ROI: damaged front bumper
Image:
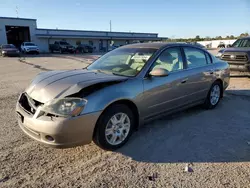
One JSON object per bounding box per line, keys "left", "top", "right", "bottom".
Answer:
{"left": 16, "top": 93, "right": 102, "bottom": 148}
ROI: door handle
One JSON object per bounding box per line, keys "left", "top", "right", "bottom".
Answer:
{"left": 181, "top": 79, "right": 188, "bottom": 84}
{"left": 208, "top": 69, "right": 214, "bottom": 74}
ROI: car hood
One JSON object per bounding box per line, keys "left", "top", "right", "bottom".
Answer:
{"left": 25, "top": 69, "right": 127, "bottom": 103}
{"left": 220, "top": 47, "right": 250, "bottom": 53}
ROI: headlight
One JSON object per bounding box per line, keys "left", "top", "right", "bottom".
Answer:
{"left": 42, "top": 98, "right": 87, "bottom": 117}
{"left": 216, "top": 52, "right": 222, "bottom": 58}
{"left": 2, "top": 51, "right": 6, "bottom": 53}
{"left": 16, "top": 50, "right": 20, "bottom": 53}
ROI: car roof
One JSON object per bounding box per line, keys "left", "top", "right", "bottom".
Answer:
{"left": 120, "top": 42, "right": 198, "bottom": 50}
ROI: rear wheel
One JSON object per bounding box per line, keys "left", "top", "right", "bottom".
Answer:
{"left": 93, "top": 104, "right": 135, "bottom": 150}
{"left": 203, "top": 81, "right": 222, "bottom": 109}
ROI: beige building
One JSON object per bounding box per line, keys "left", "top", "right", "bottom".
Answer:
{"left": 0, "top": 16, "right": 167, "bottom": 52}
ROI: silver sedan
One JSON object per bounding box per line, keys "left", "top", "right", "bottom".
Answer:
{"left": 16, "top": 43, "right": 230, "bottom": 150}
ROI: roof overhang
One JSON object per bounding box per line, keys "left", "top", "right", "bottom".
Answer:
{"left": 36, "top": 34, "right": 162, "bottom": 40}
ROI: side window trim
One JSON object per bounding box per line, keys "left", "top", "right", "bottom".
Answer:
{"left": 205, "top": 52, "right": 213, "bottom": 64}
{"left": 183, "top": 46, "right": 208, "bottom": 69}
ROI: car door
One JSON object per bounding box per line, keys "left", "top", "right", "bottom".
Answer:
{"left": 142, "top": 47, "right": 190, "bottom": 119}
{"left": 181, "top": 46, "right": 216, "bottom": 103}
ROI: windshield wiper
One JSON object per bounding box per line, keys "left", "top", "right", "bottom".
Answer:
{"left": 111, "top": 72, "right": 126, "bottom": 76}
{"left": 96, "top": 69, "right": 128, "bottom": 77}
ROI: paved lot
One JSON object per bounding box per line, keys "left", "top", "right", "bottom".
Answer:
{"left": 1, "top": 54, "right": 250, "bottom": 188}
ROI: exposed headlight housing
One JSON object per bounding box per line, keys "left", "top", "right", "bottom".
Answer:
{"left": 216, "top": 52, "right": 222, "bottom": 58}
{"left": 42, "top": 98, "right": 87, "bottom": 117}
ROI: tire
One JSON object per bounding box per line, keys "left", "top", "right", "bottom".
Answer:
{"left": 203, "top": 81, "right": 222, "bottom": 109}
{"left": 93, "top": 104, "right": 135, "bottom": 150}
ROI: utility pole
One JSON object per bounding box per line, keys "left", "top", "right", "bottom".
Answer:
{"left": 110, "top": 20, "right": 112, "bottom": 32}
{"left": 16, "top": 6, "right": 19, "bottom": 18}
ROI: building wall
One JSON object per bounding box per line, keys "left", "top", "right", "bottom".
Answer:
{"left": 0, "top": 17, "right": 37, "bottom": 45}
{"left": 112, "top": 40, "right": 127, "bottom": 46}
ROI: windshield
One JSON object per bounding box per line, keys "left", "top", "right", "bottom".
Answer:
{"left": 87, "top": 48, "right": 157, "bottom": 77}
{"left": 232, "top": 39, "right": 250, "bottom": 47}
{"left": 2, "top": 44, "right": 15, "bottom": 48}
{"left": 25, "top": 43, "right": 35, "bottom": 46}
{"left": 60, "top": 42, "right": 70, "bottom": 45}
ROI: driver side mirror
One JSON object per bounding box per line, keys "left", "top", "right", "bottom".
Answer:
{"left": 227, "top": 44, "right": 232, "bottom": 48}
{"left": 149, "top": 68, "right": 169, "bottom": 77}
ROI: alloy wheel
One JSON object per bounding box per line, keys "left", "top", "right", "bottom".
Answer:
{"left": 105, "top": 113, "right": 131, "bottom": 145}
{"left": 210, "top": 85, "right": 220, "bottom": 105}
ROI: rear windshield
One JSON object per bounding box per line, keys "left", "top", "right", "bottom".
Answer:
{"left": 25, "top": 43, "right": 35, "bottom": 46}
{"left": 2, "top": 44, "right": 15, "bottom": 48}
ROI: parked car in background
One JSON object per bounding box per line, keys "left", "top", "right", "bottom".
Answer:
{"left": 217, "top": 42, "right": 225, "bottom": 48}
{"left": 0, "top": 44, "right": 20, "bottom": 57}
{"left": 216, "top": 37, "right": 250, "bottom": 73}
{"left": 16, "top": 43, "right": 230, "bottom": 150}
{"left": 49, "top": 41, "right": 75, "bottom": 54}
{"left": 76, "top": 44, "right": 94, "bottom": 53}
{"left": 108, "top": 45, "right": 119, "bottom": 51}
{"left": 21, "top": 42, "right": 39, "bottom": 54}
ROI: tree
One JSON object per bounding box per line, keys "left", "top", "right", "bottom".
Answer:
{"left": 229, "top": 35, "right": 235, "bottom": 39}
{"left": 205, "top": 36, "right": 211, "bottom": 41}
{"left": 239, "top": 33, "right": 249, "bottom": 37}
{"left": 195, "top": 35, "right": 200, "bottom": 40}
{"left": 216, "top": 36, "right": 223, "bottom": 40}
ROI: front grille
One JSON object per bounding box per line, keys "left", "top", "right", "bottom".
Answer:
{"left": 19, "top": 93, "right": 43, "bottom": 114}
{"left": 221, "top": 53, "right": 248, "bottom": 62}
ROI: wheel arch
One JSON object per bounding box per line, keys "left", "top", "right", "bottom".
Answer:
{"left": 92, "top": 99, "right": 140, "bottom": 139}
{"left": 214, "top": 78, "right": 224, "bottom": 98}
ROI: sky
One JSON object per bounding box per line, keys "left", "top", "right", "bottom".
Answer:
{"left": 0, "top": 0, "right": 249, "bottom": 38}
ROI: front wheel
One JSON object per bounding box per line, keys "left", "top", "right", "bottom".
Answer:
{"left": 93, "top": 104, "right": 135, "bottom": 150}
{"left": 203, "top": 81, "right": 222, "bottom": 109}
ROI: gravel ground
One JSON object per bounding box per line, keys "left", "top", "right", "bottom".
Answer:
{"left": 0, "top": 55, "right": 250, "bottom": 188}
